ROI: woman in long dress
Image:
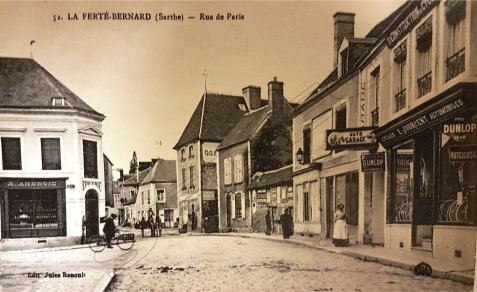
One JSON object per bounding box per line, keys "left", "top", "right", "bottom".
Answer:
{"left": 332, "top": 204, "right": 349, "bottom": 247}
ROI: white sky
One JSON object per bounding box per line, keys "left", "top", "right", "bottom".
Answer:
{"left": 0, "top": 1, "right": 405, "bottom": 171}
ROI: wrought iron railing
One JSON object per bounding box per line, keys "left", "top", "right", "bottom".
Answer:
{"left": 394, "top": 89, "right": 406, "bottom": 112}
{"left": 446, "top": 48, "right": 465, "bottom": 81}
{"left": 417, "top": 71, "right": 432, "bottom": 97}
{"left": 371, "top": 108, "right": 379, "bottom": 126}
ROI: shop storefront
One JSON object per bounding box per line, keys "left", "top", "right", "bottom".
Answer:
{"left": 0, "top": 178, "right": 67, "bottom": 238}
{"left": 375, "top": 84, "right": 477, "bottom": 266}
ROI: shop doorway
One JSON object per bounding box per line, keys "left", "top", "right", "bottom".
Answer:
{"left": 226, "top": 194, "right": 231, "bottom": 229}
{"left": 164, "top": 209, "right": 174, "bottom": 228}
{"left": 326, "top": 177, "right": 334, "bottom": 238}
{"left": 85, "top": 190, "right": 99, "bottom": 238}
{"left": 412, "top": 131, "right": 434, "bottom": 249}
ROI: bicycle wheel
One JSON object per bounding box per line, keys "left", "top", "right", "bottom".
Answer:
{"left": 89, "top": 235, "right": 107, "bottom": 252}
{"left": 117, "top": 234, "right": 134, "bottom": 250}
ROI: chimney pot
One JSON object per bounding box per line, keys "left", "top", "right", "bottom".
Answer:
{"left": 333, "top": 12, "right": 355, "bottom": 67}
{"left": 242, "top": 85, "right": 261, "bottom": 111}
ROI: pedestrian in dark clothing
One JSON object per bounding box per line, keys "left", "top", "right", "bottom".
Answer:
{"left": 140, "top": 217, "right": 146, "bottom": 237}
{"left": 156, "top": 215, "right": 162, "bottom": 237}
{"left": 150, "top": 217, "right": 155, "bottom": 237}
{"left": 279, "top": 209, "right": 293, "bottom": 239}
{"left": 103, "top": 214, "right": 117, "bottom": 248}
{"left": 265, "top": 210, "right": 272, "bottom": 235}
{"left": 191, "top": 211, "right": 197, "bottom": 230}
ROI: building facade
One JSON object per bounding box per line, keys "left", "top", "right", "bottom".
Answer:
{"left": 0, "top": 58, "right": 106, "bottom": 249}
{"left": 249, "top": 165, "right": 293, "bottom": 234}
{"left": 217, "top": 78, "right": 294, "bottom": 232}
{"left": 174, "top": 93, "right": 249, "bottom": 232}
{"left": 364, "top": 0, "right": 477, "bottom": 267}
{"left": 292, "top": 13, "right": 378, "bottom": 243}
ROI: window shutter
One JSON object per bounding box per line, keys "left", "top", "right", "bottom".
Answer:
{"left": 241, "top": 193, "right": 246, "bottom": 218}
{"left": 231, "top": 194, "right": 236, "bottom": 218}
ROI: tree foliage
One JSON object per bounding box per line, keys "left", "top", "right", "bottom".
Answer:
{"left": 129, "top": 151, "right": 138, "bottom": 174}
{"left": 251, "top": 123, "right": 292, "bottom": 174}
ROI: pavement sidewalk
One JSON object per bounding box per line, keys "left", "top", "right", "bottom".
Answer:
{"left": 217, "top": 231, "right": 475, "bottom": 286}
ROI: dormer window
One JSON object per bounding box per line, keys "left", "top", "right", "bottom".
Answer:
{"left": 52, "top": 97, "right": 65, "bottom": 106}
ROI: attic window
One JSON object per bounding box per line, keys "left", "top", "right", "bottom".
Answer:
{"left": 238, "top": 104, "right": 247, "bottom": 111}
{"left": 52, "top": 97, "right": 65, "bottom": 106}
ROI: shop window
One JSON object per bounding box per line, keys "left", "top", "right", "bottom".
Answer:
{"left": 416, "top": 17, "right": 432, "bottom": 98}
{"left": 445, "top": 0, "right": 465, "bottom": 81}
{"left": 189, "top": 165, "right": 195, "bottom": 188}
{"left": 393, "top": 40, "right": 407, "bottom": 112}
{"left": 438, "top": 115, "right": 477, "bottom": 225}
{"left": 392, "top": 142, "right": 414, "bottom": 223}
{"left": 1, "top": 137, "right": 22, "bottom": 170}
{"left": 303, "top": 183, "right": 310, "bottom": 222}
{"left": 7, "top": 189, "right": 65, "bottom": 236}
{"left": 83, "top": 140, "right": 98, "bottom": 179}
{"left": 41, "top": 138, "right": 61, "bottom": 170}
{"left": 234, "top": 154, "right": 243, "bottom": 183}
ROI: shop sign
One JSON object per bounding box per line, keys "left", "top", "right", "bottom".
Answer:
{"left": 82, "top": 180, "right": 101, "bottom": 191}
{"left": 1, "top": 179, "right": 65, "bottom": 189}
{"left": 326, "top": 127, "right": 378, "bottom": 150}
{"left": 202, "top": 142, "right": 219, "bottom": 164}
{"left": 361, "top": 152, "right": 385, "bottom": 172}
{"left": 386, "top": 0, "right": 440, "bottom": 48}
{"left": 202, "top": 190, "right": 216, "bottom": 200}
{"left": 396, "top": 154, "right": 413, "bottom": 171}
{"left": 449, "top": 145, "right": 477, "bottom": 162}
{"left": 256, "top": 190, "right": 267, "bottom": 200}
{"left": 378, "top": 97, "right": 466, "bottom": 145}
{"left": 443, "top": 118, "right": 477, "bottom": 142}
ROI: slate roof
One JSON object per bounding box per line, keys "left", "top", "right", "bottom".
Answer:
{"left": 174, "top": 93, "right": 248, "bottom": 149}
{"left": 0, "top": 57, "right": 104, "bottom": 119}
{"left": 141, "top": 159, "right": 177, "bottom": 185}
{"left": 122, "top": 167, "right": 152, "bottom": 186}
{"left": 165, "top": 192, "right": 178, "bottom": 209}
{"left": 217, "top": 106, "right": 270, "bottom": 150}
{"left": 249, "top": 165, "right": 292, "bottom": 189}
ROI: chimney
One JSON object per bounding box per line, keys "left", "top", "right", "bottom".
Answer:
{"left": 242, "top": 85, "right": 261, "bottom": 111}
{"left": 119, "top": 168, "right": 124, "bottom": 181}
{"left": 268, "top": 77, "right": 284, "bottom": 115}
{"left": 333, "top": 12, "right": 355, "bottom": 67}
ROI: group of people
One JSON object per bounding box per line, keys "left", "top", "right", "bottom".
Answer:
{"left": 263, "top": 204, "right": 349, "bottom": 246}
{"left": 265, "top": 209, "right": 294, "bottom": 239}
{"left": 140, "top": 215, "right": 162, "bottom": 237}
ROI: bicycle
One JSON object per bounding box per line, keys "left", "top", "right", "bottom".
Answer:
{"left": 88, "top": 229, "right": 135, "bottom": 252}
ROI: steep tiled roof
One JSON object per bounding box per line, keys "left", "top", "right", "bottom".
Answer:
{"left": 174, "top": 93, "right": 248, "bottom": 149}
{"left": 141, "top": 159, "right": 177, "bottom": 184}
{"left": 165, "top": 192, "right": 178, "bottom": 209}
{"left": 122, "top": 167, "right": 152, "bottom": 186}
{"left": 0, "top": 57, "right": 104, "bottom": 119}
{"left": 365, "top": 1, "right": 412, "bottom": 39}
{"left": 217, "top": 106, "right": 270, "bottom": 150}
{"left": 249, "top": 165, "right": 292, "bottom": 189}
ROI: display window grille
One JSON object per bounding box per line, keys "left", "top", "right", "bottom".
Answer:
{"left": 8, "top": 189, "right": 58, "bottom": 230}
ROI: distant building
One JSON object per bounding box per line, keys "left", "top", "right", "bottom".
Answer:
{"left": 249, "top": 165, "right": 293, "bottom": 234}
{"left": 217, "top": 78, "right": 294, "bottom": 232}
{"left": 174, "top": 93, "right": 250, "bottom": 232}
{"left": 0, "top": 57, "right": 106, "bottom": 248}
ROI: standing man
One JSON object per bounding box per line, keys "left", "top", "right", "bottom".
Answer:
{"left": 103, "top": 214, "right": 117, "bottom": 248}
{"left": 156, "top": 214, "right": 162, "bottom": 237}
{"left": 265, "top": 210, "right": 272, "bottom": 235}
{"left": 150, "top": 217, "right": 155, "bottom": 237}
{"left": 279, "top": 209, "right": 293, "bottom": 239}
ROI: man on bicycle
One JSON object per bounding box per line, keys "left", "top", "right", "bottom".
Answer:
{"left": 103, "top": 214, "right": 117, "bottom": 248}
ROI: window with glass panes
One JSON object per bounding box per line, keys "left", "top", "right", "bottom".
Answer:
{"left": 1, "top": 137, "right": 21, "bottom": 170}
{"left": 41, "top": 138, "right": 61, "bottom": 170}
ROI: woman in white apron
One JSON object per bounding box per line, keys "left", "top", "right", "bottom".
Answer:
{"left": 332, "top": 204, "right": 349, "bottom": 247}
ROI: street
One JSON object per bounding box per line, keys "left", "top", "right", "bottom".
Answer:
{"left": 107, "top": 235, "right": 472, "bottom": 292}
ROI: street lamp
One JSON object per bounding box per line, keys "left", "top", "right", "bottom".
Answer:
{"left": 296, "top": 148, "right": 304, "bottom": 164}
